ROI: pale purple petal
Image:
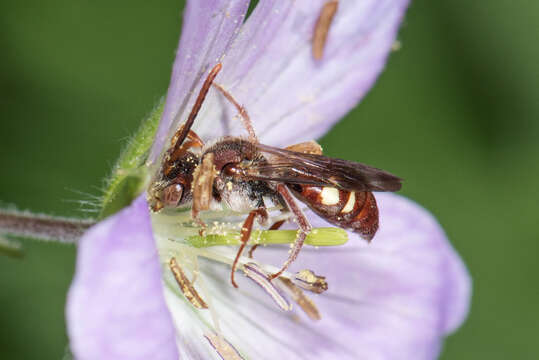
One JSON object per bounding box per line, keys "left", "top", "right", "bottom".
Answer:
{"left": 66, "top": 195, "right": 178, "bottom": 360}
{"left": 102, "top": 1, "right": 472, "bottom": 359}
{"left": 152, "top": 0, "right": 410, "bottom": 153}
{"left": 290, "top": 193, "right": 472, "bottom": 338}
{"left": 220, "top": 0, "right": 410, "bottom": 146}
{"left": 150, "top": 0, "right": 251, "bottom": 161}
{"left": 171, "top": 194, "right": 470, "bottom": 359}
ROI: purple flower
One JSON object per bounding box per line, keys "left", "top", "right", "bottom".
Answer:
{"left": 67, "top": 1, "right": 471, "bottom": 359}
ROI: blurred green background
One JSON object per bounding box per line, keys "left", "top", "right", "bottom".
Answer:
{"left": 1, "top": 0, "right": 538, "bottom": 359}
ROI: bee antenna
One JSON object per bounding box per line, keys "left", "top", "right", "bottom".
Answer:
{"left": 170, "top": 63, "right": 222, "bottom": 152}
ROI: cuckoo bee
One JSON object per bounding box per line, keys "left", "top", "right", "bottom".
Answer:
{"left": 148, "top": 63, "right": 402, "bottom": 287}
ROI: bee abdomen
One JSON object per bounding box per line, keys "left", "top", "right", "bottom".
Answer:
{"left": 288, "top": 185, "right": 379, "bottom": 241}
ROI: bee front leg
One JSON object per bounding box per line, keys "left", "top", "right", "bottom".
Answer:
{"left": 269, "top": 184, "right": 313, "bottom": 280}
{"left": 191, "top": 153, "right": 218, "bottom": 233}
{"left": 230, "top": 208, "right": 268, "bottom": 288}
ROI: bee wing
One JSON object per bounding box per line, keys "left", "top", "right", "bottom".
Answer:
{"left": 243, "top": 144, "right": 402, "bottom": 192}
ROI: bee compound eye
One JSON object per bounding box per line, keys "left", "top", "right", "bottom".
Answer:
{"left": 222, "top": 163, "right": 242, "bottom": 177}
{"left": 162, "top": 183, "right": 184, "bottom": 207}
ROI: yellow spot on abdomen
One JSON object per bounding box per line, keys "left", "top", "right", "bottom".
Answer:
{"left": 341, "top": 192, "right": 356, "bottom": 213}
{"left": 320, "top": 187, "right": 340, "bottom": 205}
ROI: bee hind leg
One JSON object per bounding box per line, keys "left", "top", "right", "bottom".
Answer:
{"left": 230, "top": 208, "right": 268, "bottom": 288}
{"left": 268, "top": 184, "right": 313, "bottom": 280}
{"left": 285, "top": 140, "right": 323, "bottom": 155}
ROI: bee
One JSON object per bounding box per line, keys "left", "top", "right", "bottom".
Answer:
{"left": 148, "top": 63, "right": 401, "bottom": 287}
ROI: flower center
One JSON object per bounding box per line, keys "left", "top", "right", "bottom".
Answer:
{"left": 152, "top": 208, "right": 343, "bottom": 358}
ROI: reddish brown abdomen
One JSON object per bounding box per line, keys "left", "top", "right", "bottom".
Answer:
{"left": 288, "top": 184, "right": 379, "bottom": 241}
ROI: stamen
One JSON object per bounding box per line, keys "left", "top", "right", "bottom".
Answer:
{"left": 204, "top": 333, "right": 244, "bottom": 360}
{"left": 278, "top": 277, "right": 321, "bottom": 321}
{"left": 190, "top": 253, "right": 224, "bottom": 339}
{"left": 192, "top": 246, "right": 295, "bottom": 280}
{"left": 294, "top": 269, "right": 328, "bottom": 294}
{"left": 169, "top": 257, "right": 208, "bottom": 309}
{"left": 243, "top": 262, "right": 291, "bottom": 312}
{"left": 312, "top": 0, "right": 339, "bottom": 60}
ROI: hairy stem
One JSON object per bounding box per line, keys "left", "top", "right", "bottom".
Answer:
{"left": 0, "top": 209, "right": 95, "bottom": 244}
{"left": 0, "top": 235, "right": 24, "bottom": 258}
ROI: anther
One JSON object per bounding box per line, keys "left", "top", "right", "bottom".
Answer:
{"left": 278, "top": 277, "right": 321, "bottom": 321}
{"left": 169, "top": 257, "right": 208, "bottom": 309}
{"left": 204, "top": 333, "right": 244, "bottom": 360}
{"left": 312, "top": 0, "right": 339, "bottom": 60}
{"left": 243, "top": 262, "right": 291, "bottom": 312}
{"left": 294, "top": 269, "right": 328, "bottom": 294}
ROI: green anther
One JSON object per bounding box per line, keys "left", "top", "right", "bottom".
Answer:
{"left": 186, "top": 227, "right": 348, "bottom": 248}
{"left": 99, "top": 99, "right": 165, "bottom": 219}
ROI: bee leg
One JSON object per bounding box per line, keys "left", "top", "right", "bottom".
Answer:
{"left": 191, "top": 153, "right": 218, "bottom": 233}
{"left": 167, "top": 128, "right": 205, "bottom": 166}
{"left": 285, "top": 140, "right": 323, "bottom": 155}
{"left": 230, "top": 208, "right": 268, "bottom": 288}
{"left": 248, "top": 219, "right": 286, "bottom": 258}
{"left": 167, "top": 63, "right": 222, "bottom": 160}
{"left": 269, "top": 184, "right": 313, "bottom": 280}
{"left": 212, "top": 82, "right": 258, "bottom": 143}
{"left": 171, "top": 128, "right": 204, "bottom": 149}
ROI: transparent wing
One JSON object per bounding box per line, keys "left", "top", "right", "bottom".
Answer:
{"left": 241, "top": 144, "right": 402, "bottom": 192}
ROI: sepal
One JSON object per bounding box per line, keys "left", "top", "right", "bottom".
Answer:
{"left": 99, "top": 100, "right": 164, "bottom": 219}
